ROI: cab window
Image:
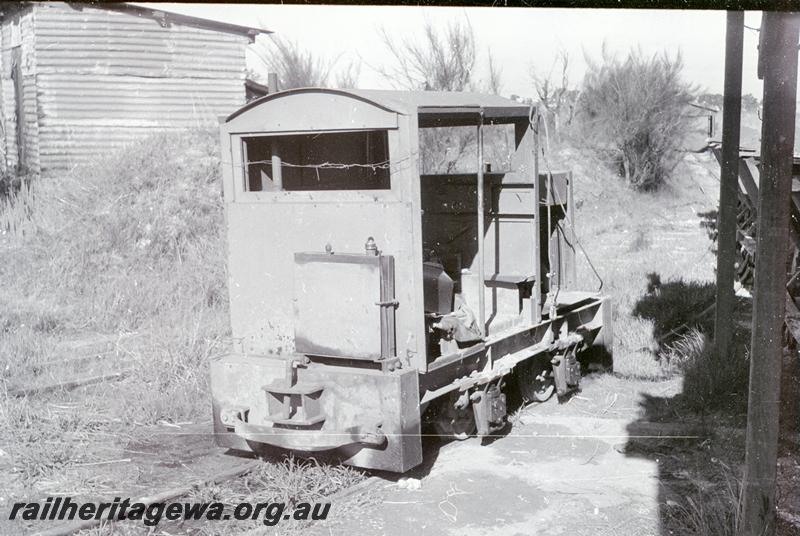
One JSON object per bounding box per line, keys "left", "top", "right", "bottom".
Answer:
{"left": 242, "top": 130, "right": 390, "bottom": 192}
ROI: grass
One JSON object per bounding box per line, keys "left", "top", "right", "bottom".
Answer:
{"left": 553, "top": 140, "right": 752, "bottom": 536}
{"left": 74, "top": 457, "right": 364, "bottom": 536}
{"left": 669, "top": 486, "right": 741, "bottom": 536}
{"left": 634, "top": 431, "right": 745, "bottom": 536}
{"left": 0, "top": 123, "right": 755, "bottom": 535}
{"left": 632, "top": 276, "right": 716, "bottom": 349}
{"left": 532, "top": 135, "right": 754, "bottom": 535}
{"left": 553, "top": 140, "right": 720, "bottom": 380}
{"left": 181, "top": 457, "right": 363, "bottom": 535}
{"left": 0, "top": 131, "right": 369, "bottom": 536}
{"left": 659, "top": 327, "right": 708, "bottom": 371}
{"left": 678, "top": 328, "right": 751, "bottom": 416}
{"left": 0, "top": 129, "right": 230, "bottom": 491}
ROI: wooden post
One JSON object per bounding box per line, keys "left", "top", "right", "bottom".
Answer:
{"left": 266, "top": 72, "right": 282, "bottom": 190}
{"left": 267, "top": 72, "right": 279, "bottom": 94}
{"left": 270, "top": 151, "right": 283, "bottom": 190}
{"left": 714, "top": 11, "right": 744, "bottom": 360}
{"left": 739, "top": 11, "right": 800, "bottom": 536}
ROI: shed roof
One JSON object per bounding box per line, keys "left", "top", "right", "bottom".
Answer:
{"left": 227, "top": 88, "right": 533, "bottom": 126}
{"left": 119, "top": 3, "right": 270, "bottom": 40}
{"left": 0, "top": 3, "right": 270, "bottom": 41}
{"left": 349, "top": 89, "right": 530, "bottom": 114}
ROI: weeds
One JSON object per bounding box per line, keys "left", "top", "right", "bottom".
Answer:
{"left": 632, "top": 275, "right": 716, "bottom": 347}
{"left": 660, "top": 327, "right": 707, "bottom": 372}
{"left": 0, "top": 394, "right": 89, "bottom": 481}
{"left": 665, "top": 462, "right": 742, "bottom": 536}
{"left": 172, "top": 457, "right": 364, "bottom": 535}
{"left": 0, "top": 129, "right": 230, "bottom": 486}
{"left": 0, "top": 178, "right": 37, "bottom": 235}
{"left": 1, "top": 129, "right": 226, "bottom": 331}
{"left": 244, "top": 457, "right": 363, "bottom": 506}
{"left": 680, "top": 332, "right": 750, "bottom": 415}
{"left": 630, "top": 278, "right": 749, "bottom": 416}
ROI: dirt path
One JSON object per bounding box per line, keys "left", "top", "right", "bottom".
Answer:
{"left": 316, "top": 152, "right": 729, "bottom": 535}
{"left": 314, "top": 375, "right": 708, "bottom": 536}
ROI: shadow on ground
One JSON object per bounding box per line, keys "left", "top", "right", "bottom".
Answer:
{"left": 623, "top": 273, "right": 800, "bottom": 535}
{"left": 624, "top": 275, "right": 744, "bottom": 535}
{"left": 624, "top": 392, "right": 745, "bottom": 536}
{"left": 631, "top": 273, "right": 716, "bottom": 348}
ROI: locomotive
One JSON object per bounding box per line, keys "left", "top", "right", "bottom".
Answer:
{"left": 210, "top": 88, "right": 613, "bottom": 472}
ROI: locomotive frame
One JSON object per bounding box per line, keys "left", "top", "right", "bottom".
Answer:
{"left": 211, "top": 88, "right": 613, "bottom": 472}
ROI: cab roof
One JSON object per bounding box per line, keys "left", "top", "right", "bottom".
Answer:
{"left": 227, "top": 88, "right": 533, "bottom": 127}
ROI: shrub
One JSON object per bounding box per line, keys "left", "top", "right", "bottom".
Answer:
{"left": 576, "top": 48, "right": 696, "bottom": 190}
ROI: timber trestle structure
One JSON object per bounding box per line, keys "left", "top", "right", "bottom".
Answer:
{"left": 709, "top": 142, "right": 800, "bottom": 343}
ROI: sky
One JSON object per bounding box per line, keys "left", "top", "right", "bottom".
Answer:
{"left": 145, "top": 4, "right": 766, "bottom": 99}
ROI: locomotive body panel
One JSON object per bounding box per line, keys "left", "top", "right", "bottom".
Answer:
{"left": 212, "top": 88, "right": 613, "bottom": 472}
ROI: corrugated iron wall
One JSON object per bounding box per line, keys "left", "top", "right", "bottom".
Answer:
{"left": 0, "top": 15, "right": 12, "bottom": 172}
{"left": 31, "top": 3, "right": 248, "bottom": 175}
{"left": 1, "top": 6, "right": 40, "bottom": 174}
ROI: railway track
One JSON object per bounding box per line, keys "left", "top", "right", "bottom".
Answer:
{"left": 4, "top": 332, "right": 140, "bottom": 398}
{"left": 30, "top": 460, "right": 260, "bottom": 536}
{"left": 5, "top": 396, "right": 380, "bottom": 536}
{"left": 23, "top": 452, "right": 382, "bottom": 536}
{"left": 3, "top": 331, "right": 378, "bottom": 535}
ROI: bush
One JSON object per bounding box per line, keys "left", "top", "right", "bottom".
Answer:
{"left": 576, "top": 49, "right": 696, "bottom": 190}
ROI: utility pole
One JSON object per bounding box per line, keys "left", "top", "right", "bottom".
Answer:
{"left": 739, "top": 11, "right": 800, "bottom": 536}
{"left": 714, "top": 11, "right": 743, "bottom": 360}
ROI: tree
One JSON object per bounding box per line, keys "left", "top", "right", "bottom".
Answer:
{"left": 485, "top": 50, "right": 503, "bottom": 96}
{"left": 529, "top": 49, "right": 576, "bottom": 143}
{"left": 378, "top": 20, "right": 504, "bottom": 173}
{"left": 530, "top": 49, "right": 571, "bottom": 116}
{"left": 378, "top": 20, "right": 476, "bottom": 91}
{"left": 251, "top": 36, "right": 362, "bottom": 90}
{"left": 697, "top": 93, "right": 723, "bottom": 110}
{"left": 576, "top": 49, "right": 696, "bottom": 191}
{"left": 741, "top": 93, "right": 760, "bottom": 113}
{"left": 335, "top": 60, "right": 362, "bottom": 89}
{"left": 251, "top": 35, "right": 333, "bottom": 89}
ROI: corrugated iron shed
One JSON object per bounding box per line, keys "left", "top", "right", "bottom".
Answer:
{"left": 0, "top": 2, "right": 269, "bottom": 175}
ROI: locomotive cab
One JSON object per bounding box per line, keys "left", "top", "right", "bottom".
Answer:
{"left": 211, "top": 88, "right": 613, "bottom": 472}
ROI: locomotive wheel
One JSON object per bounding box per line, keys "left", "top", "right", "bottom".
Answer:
{"left": 430, "top": 392, "right": 476, "bottom": 441}
{"left": 516, "top": 355, "right": 555, "bottom": 403}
